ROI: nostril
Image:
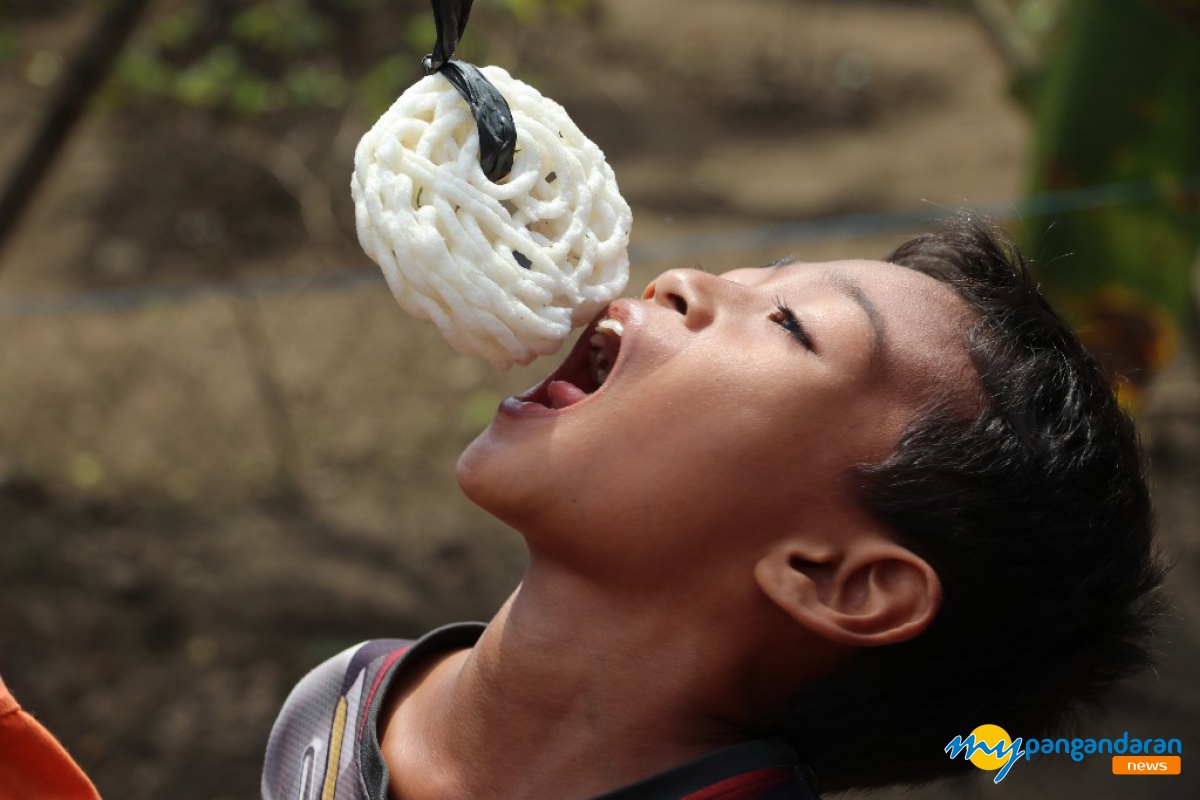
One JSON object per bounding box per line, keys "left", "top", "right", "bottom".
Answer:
{"left": 668, "top": 293, "right": 688, "bottom": 315}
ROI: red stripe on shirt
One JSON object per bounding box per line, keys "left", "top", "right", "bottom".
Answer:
{"left": 680, "top": 767, "right": 792, "bottom": 800}
{"left": 357, "top": 646, "right": 409, "bottom": 737}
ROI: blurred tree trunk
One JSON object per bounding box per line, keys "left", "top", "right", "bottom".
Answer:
{"left": 0, "top": 0, "right": 150, "bottom": 264}
{"left": 1023, "top": 0, "right": 1200, "bottom": 402}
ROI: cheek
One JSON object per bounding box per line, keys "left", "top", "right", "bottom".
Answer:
{"left": 596, "top": 386, "right": 838, "bottom": 521}
{"left": 669, "top": 377, "right": 903, "bottom": 502}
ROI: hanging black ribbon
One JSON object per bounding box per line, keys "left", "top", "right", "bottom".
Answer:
{"left": 422, "top": 0, "right": 516, "bottom": 182}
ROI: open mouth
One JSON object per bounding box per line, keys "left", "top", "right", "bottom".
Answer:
{"left": 516, "top": 312, "right": 625, "bottom": 411}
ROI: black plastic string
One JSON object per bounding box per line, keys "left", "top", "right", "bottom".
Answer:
{"left": 421, "top": 0, "right": 469, "bottom": 73}
{"left": 422, "top": 0, "right": 516, "bottom": 182}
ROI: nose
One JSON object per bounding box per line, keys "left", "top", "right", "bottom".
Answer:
{"left": 642, "top": 269, "right": 720, "bottom": 329}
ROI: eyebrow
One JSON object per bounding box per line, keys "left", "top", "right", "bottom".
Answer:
{"left": 821, "top": 270, "right": 886, "bottom": 362}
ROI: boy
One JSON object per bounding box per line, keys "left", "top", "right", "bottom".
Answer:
{"left": 262, "top": 215, "right": 1163, "bottom": 799}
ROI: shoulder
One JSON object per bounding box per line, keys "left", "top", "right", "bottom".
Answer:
{"left": 261, "top": 623, "right": 487, "bottom": 800}
{"left": 261, "top": 639, "right": 411, "bottom": 800}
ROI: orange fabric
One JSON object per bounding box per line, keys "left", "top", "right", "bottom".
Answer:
{"left": 0, "top": 676, "right": 101, "bottom": 800}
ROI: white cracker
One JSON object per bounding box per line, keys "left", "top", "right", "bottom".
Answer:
{"left": 352, "top": 66, "right": 633, "bottom": 369}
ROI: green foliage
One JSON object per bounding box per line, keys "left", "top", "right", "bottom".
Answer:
{"left": 1016, "top": 0, "right": 1062, "bottom": 35}
{"left": 0, "top": 24, "right": 18, "bottom": 65}
{"left": 357, "top": 54, "right": 413, "bottom": 118}
{"left": 403, "top": 13, "right": 437, "bottom": 55}
{"left": 147, "top": 5, "right": 203, "bottom": 50}
{"left": 173, "top": 44, "right": 242, "bottom": 108}
{"left": 107, "top": 1, "right": 343, "bottom": 116}
{"left": 284, "top": 61, "right": 348, "bottom": 108}
{"left": 230, "top": 2, "right": 333, "bottom": 55}
{"left": 492, "top": 0, "right": 589, "bottom": 20}
{"left": 98, "top": 0, "right": 592, "bottom": 119}
{"left": 1024, "top": 0, "right": 1200, "bottom": 396}
{"left": 495, "top": 0, "right": 546, "bottom": 22}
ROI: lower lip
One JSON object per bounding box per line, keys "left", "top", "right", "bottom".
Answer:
{"left": 497, "top": 396, "right": 560, "bottom": 419}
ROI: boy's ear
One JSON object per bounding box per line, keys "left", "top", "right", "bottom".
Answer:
{"left": 754, "top": 535, "right": 941, "bottom": 647}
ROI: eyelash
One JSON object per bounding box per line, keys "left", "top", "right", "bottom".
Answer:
{"left": 769, "top": 300, "right": 814, "bottom": 351}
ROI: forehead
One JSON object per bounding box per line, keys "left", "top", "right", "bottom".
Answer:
{"left": 726, "top": 257, "right": 953, "bottom": 302}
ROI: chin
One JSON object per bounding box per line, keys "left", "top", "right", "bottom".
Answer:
{"left": 456, "top": 427, "right": 497, "bottom": 504}
{"left": 455, "top": 426, "right": 538, "bottom": 531}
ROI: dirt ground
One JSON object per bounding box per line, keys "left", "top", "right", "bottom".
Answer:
{"left": 1, "top": 1, "right": 1197, "bottom": 798}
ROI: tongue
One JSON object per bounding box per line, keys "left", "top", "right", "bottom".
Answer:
{"left": 547, "top": 380, "right": 589, "bottom": 409}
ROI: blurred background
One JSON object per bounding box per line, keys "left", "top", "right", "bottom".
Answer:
{"left": 0, "top": 0, "right": 1197, "bottom": 797}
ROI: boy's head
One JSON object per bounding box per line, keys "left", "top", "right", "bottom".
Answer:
{"left": 784, "top": 215, "right": 1164, "bottom": 791}
{"left": 456, "top": 214, "right": 1162, "bottom": 791}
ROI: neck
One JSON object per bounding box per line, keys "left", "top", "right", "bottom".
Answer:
{"left": 382, "top": 554, "right": 758, "bottom": 800}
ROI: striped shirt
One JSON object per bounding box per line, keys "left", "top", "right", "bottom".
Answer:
{"left": 262, "top": 622, "right": 820, "bottom": 800}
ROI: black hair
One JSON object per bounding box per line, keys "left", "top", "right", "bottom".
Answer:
{"left": 782, "top": 214, "right": 1166, "bottom": 792}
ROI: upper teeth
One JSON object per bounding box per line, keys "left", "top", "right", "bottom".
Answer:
{"left": 596, "top": 319, "right": 624, "bottom": 337}
{"left": 588, "top": 318, "right": 623, "bottom": 387}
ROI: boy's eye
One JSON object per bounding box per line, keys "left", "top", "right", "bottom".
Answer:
{"left": 769, "top": 302, "right": 814, "bottom": 351}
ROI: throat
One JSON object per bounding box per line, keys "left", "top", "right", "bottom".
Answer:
{"left": 383, "top": 585, "right": 752, "bottom": 800}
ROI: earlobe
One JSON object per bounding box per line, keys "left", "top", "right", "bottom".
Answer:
{"left": 755, "top": 539, "right": 941, "bottom": 647}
